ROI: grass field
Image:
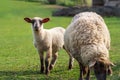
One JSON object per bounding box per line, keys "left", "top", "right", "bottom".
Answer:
{"left": 0, "top": 0, "right": 120, "bottom": 80}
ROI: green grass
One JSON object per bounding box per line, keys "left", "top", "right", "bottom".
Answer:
{"left": 0, "top": 0, "right": 120, "bottom": 80}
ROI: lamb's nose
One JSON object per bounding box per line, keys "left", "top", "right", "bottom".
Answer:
{"left": 35, "top": 26, "right": 37, "bottom": 29}
{"left": 34, "top": 26, "right": 38, "bottom": 31}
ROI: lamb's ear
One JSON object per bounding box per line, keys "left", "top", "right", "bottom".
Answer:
{"left": 24, "top": 17, "right": 32, "bottom": 23}
{"left": 89, "top": 61, "right": 96, "bottom": 68}
{"left": 41, "top": 18, "right": 50, "bottom": 23}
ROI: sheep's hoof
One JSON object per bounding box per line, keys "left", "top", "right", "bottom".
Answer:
{"left": 68, "top": 65, "right": 72, "bottom": 70}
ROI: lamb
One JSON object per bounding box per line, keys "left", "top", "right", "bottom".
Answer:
{"left": 64, "top": 12, "right": 114, "bottom": 80}
{"left": 24, "top": 17, "right": 65, "bottom": 75}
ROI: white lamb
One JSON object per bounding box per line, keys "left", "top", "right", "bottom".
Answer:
{"left": 64, "top": 12, "right": 114, "bottom": 80}
{"left": 24, "top": 17, "right": 65, "bottom": 75}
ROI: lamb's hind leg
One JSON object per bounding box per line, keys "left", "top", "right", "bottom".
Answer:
{"left": 49, "top": 52, "right": 58, "bottom": 70}
{"left": 45, "top": 48, "right": 52, "bottom": 75}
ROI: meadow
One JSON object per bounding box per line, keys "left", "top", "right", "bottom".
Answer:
{"left": 0, "top": 0, "right": 120, "bottom": 80}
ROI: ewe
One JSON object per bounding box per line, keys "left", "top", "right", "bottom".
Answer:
{"left": 64, "top": 12, "right": 114, "bottom": 80}
{"left": 24, "top": 17, "right": 65, "bottom": 75}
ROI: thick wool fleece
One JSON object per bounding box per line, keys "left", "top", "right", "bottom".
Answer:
{"left": 64, "top": 12, "right": 110, "bottom": 66}
{"left": 34, "top": 27, "right": 65, "bottom": 53}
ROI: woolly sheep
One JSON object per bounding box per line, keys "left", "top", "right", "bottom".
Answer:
{"left": 24, "top": 17, "right": 65, "bottom": 75}
{"left": 64, "top": 12, "right": 114, "bottom": 80}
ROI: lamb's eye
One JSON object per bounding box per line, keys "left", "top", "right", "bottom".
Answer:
{"left": 32, "top": 20, "right": 35, "bottom": 24}
{"left": 39, "top": 20, "right": 42, "bottom": 24}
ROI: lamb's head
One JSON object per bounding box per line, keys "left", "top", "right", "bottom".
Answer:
{"left": 24, "top": 17, "right": 50, "bottom": 31}
{"left": 89, "top": 57, "right": 114, "bottom": 80}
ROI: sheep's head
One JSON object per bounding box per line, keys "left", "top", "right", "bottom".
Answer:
{"left": 89, "top": 58, "right": 114, "bottom": 80}
{"left": 24, "top": 17, "right": 50, "bottom": 31}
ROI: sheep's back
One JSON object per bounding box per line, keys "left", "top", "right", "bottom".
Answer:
{"left": 50, "top": 27, "right": 65, "bottom": 53}
{"left": 71, "top": 12, "right": 110, "bottom": 49}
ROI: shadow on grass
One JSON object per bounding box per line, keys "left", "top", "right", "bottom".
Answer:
{"left": 0, "top": 70, "right": 68, "bottom": 80}
{"left": 0, "top": 70, "right": 40, "bottom": 76}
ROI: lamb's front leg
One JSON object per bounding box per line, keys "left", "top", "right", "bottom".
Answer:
{"left": 38, "top": 50, "right": 44, "bottom": 73}
{"left": 45, "top": 48, "right": 52, "bottom": 75}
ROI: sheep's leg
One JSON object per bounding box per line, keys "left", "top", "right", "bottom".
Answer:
{"left": 45, "top": 48, "right": 52, "bottom": 75}
{"left": 67, "top": 50, "right": 74, "bottom": 70}
{"left": 68, "top": 56, "right": 74, "bottom": 70}
{"left": 49, "top": 52, "right": 58, "bottom": 70}
{"left": 38, "top": 51, "right": 44, "bottom": 73}
{"left": 79, "top": 63, "right": 84, "bottom": 80}
{"left": 79, "top": 64, "right": 90, "bottom": 80}
{"left": 86, "top": 67, "right": 90, "bottom": 80}
{"left": 63, "top": 46, "right": 74, "bottom": 70}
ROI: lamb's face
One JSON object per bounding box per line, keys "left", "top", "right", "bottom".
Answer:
{"left": 32, "top": 17, "right": 43, "bottom": 31}
{"left": 24, "top": 17, "right": 50, "bottom": 31}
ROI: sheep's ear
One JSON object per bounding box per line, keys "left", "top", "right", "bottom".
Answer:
{"left": 41, "top": 18, "right": 50, "bottom": 23}
{"left": 99, "top": 58, "right": 115, "bottom": 66}
{"left": 110, "top": 62, "right": 115, "bottom": 66}
{"left": 24, "top": 17, "right": 32, "bottom": 23}
{"left": 106, "top": 60, "right": 115, "bottom": 67}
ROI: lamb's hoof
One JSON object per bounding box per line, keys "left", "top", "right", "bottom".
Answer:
{"left": 40, "top": 67, "right": 44, "bottom": 74}
{"left": 40, "top": 71, "right": 44, "bottom": 74}
{"left": 79, "top": 78, "right": 83, "bottom": 80}
{"left": 49, "top": 65, "right": 53, "bottom": 70}
{"left": 45, "top": 70, "right": 50, "bottom": 75}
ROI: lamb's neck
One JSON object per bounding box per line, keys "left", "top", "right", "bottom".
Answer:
{"left": 33, "top": 28, "right": 45, "bottom": 42}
